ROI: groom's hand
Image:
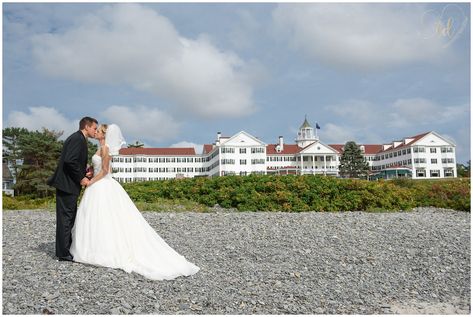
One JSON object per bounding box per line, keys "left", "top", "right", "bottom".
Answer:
{"left": 80, "top": 177, "right": 90, "bottom": 187}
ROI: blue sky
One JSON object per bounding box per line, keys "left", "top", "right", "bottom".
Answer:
{"left": 3, "top": 2, "right": 471, "bottom": 163}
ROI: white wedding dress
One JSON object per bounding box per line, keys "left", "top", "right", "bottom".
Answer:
{"left": 70, "top": 153, "right": 200, "bottom": 280}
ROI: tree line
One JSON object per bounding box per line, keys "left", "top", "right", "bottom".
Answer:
{"left": 3, "top": 127, "right": 97, "bottom": 198}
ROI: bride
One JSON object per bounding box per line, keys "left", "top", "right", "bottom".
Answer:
{"left": 70, "top": 124, "right": 199, "bottom": 280}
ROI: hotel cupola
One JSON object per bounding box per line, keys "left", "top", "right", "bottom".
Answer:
{"left": 296, "top": 116, "right": 318, "bottom": 148}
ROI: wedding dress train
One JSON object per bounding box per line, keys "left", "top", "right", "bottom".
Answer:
{"left": 70, "top": 154, "right": 199, "bottom": 280}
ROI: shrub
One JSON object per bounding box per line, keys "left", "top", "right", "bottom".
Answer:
{"left": 121, "top": 175, "right": 470, "bottom": 212}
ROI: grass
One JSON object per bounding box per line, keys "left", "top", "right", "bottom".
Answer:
{"left": 2, "top": 194, "right": 209, "bottom": 212}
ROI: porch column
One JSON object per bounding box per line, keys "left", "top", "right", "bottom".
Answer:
{"left": 324, "top": 155, "right": 327, "bottom": 175}
{"left": 312, "top": 155, "right": 315, "bottom": 175}
{"left": 300, "top": 154, "right": 303, "bottom": 175}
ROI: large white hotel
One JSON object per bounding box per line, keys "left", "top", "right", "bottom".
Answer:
{"left": 111, "top": 118, "right": 457, "bottom": 182}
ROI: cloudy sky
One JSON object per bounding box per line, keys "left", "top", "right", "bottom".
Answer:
{"left": 3, "top": 2, "right": 470, "bottom": 163}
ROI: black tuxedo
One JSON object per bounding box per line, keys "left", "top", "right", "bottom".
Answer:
{"left": 47, "top": 131, "right": 88, "bottom": 259}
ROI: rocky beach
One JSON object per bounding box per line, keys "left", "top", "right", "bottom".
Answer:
{"left": 2, "top": 208, "right": 470, "bottom": 314}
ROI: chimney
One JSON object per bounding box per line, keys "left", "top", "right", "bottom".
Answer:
{"left": 278, "top": 136, "right": 284, "bottom": 151}
{"left": 216, "top": 132, "right": 221, "bottom": 146}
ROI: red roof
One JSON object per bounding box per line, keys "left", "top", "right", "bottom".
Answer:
{"left": 329, "top": 144, "right": 383, "bottom": 155}
{"left": 203, "top": 144, "right": 215, "bottom": 154}
{"left": 329, "top": 144, "right": 344, "bottom": 153}
{"left": 266, "top": 144, "right": 301, "bottom": 155}
{"left": 330, "top": 132, "right": 430, "bottom": 155}
{"left": 119, "top": 147, "right": 196, "bottom": 156}
{"left": 377, "top": 132, "right": 430, "bottom": 154}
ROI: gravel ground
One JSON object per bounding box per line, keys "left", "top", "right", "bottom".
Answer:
{"left": 2, "top": 207, "right": 470, "bottom": 315}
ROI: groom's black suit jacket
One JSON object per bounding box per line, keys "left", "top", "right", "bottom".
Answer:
{"left": 48, "top": 131, "right": 88, "bottom": 196}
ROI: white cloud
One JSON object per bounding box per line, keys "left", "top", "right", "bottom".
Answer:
{"left": 325, "top": 99, "right": 381, "bottom": 125}
{"left": 228, "top": 9, "right": 261, "bottom": 51}
{"left": 388, "top": 98, "right": 469, "bottom": 128}
{"left": 6, "top": 106, "right": 78, "bottom": 138}
{"left": 320, "top": 123, "right": 358, "bottom": 144}
{"left": 100, "top": 105, "right": 180, "bottom": 144}
{"left": 170, "top": 141, "right": 203, "bottom": 154}
{"left": 32, "top": 3, "right": 256, "bottom": 118}
{"left": 272, "top": 3, "right": 455, "bottom": 71}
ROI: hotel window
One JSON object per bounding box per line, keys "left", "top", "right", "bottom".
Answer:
{"left": 221, "top": 159, "right": 235, "bottom": 165}
{"left": 441, "top": 147, "right": 454, "bottom": 153}
{"left": 416, "top": 169, "right": 426, "bottom": 177}
{"left": 402, "top": 149, "right": 406, "bottom": 155}
{"left": 251, "top": 159, "right": 265, "bottom": 164}
{"left": 444, "top": 169, "right": 454, "bottom": 177}
{"left": 240, "top": 171, "right": 247, "bottom": 176}
{"left": 431, "top": 159, "right": 437, "bottom": 164}
{"left": 240, "top": 148, "right": 247, "bottom": 154}
{"left": 240, "top": 159, "right": 247, "bottom": 165}
{"left": 251, "top": 147, "right": 265, "bottom": 154}
{"left": 221, "top": 147, "right": 235, "bottom": 154}
{"left": 430, "top": 148, "right": 437, "bottom": 153}
{"left": 407, "top": 148, "right": 411, "bottom": 154}
{"left": 430, "top": 170, "right": 440, "bottom": 177}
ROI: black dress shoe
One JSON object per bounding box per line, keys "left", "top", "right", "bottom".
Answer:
{"left": 58, "top": 255, "right": 74, "bottom": 262}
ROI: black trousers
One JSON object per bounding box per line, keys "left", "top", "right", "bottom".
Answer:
{"left": 56, "top": 189, "right": 79, "bottom": 258}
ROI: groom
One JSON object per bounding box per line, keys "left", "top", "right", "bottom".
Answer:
{"left": 48, "top": 116, "right": 98, "bottom": 261}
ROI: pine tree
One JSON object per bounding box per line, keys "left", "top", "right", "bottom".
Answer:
{"left": 339, "top": 141, "right": 370, "bottom": 179}
{"left": 15, "top": 128, "right": 63, "bottom": 197}
{"left": 3, "top": 127, "right": 29, "bottom": 181}
{"left": 128, "top": 140, "right": 144, "bottom": 148}
{"left": 3, "top": 127, "right": 98, "bottom": 197}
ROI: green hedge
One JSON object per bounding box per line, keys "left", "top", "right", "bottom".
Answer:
{"left": 122, "top": 175, "right": 470, "bottom": 212}
{"left": 4, "top": 176, "right": 469, "bottom": 212}
{"left": 2, "top": 194, "right": 55, "bottom": 211}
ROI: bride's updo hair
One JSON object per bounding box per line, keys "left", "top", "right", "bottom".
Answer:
{"left": 98, "top": 124, "right": 108, "bottom": 135}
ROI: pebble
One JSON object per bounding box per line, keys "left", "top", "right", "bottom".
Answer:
{"left": 2, "top": 208, "right": 470, "bottom": 314}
